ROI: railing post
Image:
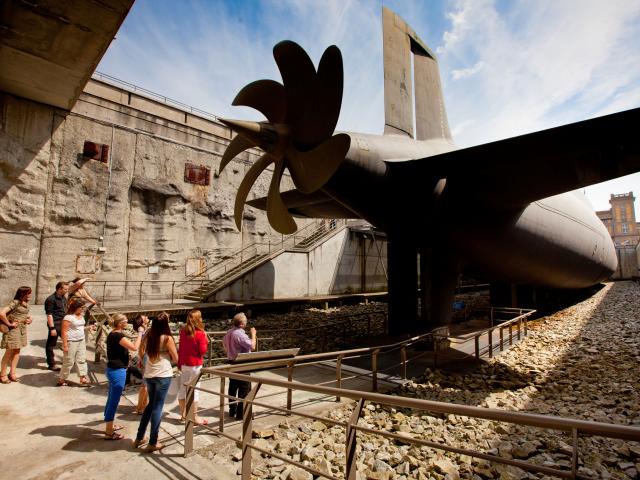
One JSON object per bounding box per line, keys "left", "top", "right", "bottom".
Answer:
{"left": 336, "top": 355, "right": 343, "bottom": 401}
{"left": 474, "top": 335, "right": 480, "bottom": 359}
{"left": 139, "top": 281, "right": 143, "bottom": 306}
{"left": 241, "top": 383, "right": 261, "bottom": 480}
{"left": 171, "top": 281, "right": 175, "bottom": 304}
{"left": 208, "top": 334, "right": 213, "bottom": 367}
{"left": 500, "top": 326, "right": 504, "bottom": 351}
{"left": 517, "top": 318, "right": 522, "bottom": 340}
{"left": 345, "top": 399, "right": 365, "bottom": 480}
{"left": 102, "top": 282, "right": 107, "bottom": 305}
{"left": 571, "top": 427, "right": 579, "bottom": 478}
{"left": 219, "top": 376, "right": 226, "bottom": 433}
{"left": 184, "top": 381, "right": 195, "bottom": 456}
{"left": 401, "top": 345, "right": 407, "bottom": 379}
{"left": 371, "top": 349, "right": 379, "bottom": 392}
{"left": 509, "top": 323, "right": 513, "bottom": 345}
{"left": 488, "top": 329, "right": 493, "bottom": 358}
{"left": 490, "top": 307, "right": 494, "bottom": 327}
{"left": 286, "top": 361, "right": 294, "bottom": 414}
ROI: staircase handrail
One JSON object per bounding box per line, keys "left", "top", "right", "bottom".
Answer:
{"left": 178, "top": 218, "right": 334, "bottom": 288}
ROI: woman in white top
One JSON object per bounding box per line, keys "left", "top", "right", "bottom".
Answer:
{"left": 134, "top": 311, "right": 178, "bottom": 452}
{"left": 58, "top": 299, "right": 93, "bottom": 386}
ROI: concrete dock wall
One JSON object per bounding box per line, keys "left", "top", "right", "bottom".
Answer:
{"left": 216, "top": 229, "right": 388, "bottom": 300}
{"left": 0, "top": 79, "right": 307, "bottom": 303}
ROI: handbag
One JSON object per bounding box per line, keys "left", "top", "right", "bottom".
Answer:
{"left": 1, "top": 301, "right": 16, "bottom": 334}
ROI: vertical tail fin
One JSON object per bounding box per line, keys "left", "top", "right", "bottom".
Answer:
{"left": 382, "top": 7, "right": 452, "bottom": 142}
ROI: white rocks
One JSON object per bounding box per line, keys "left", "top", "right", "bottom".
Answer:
{"left": 200, "top": 281, "right": 640, "bottom": 480}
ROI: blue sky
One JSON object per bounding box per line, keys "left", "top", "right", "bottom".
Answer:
{"left": 98, "top": 0, "right": 640, "bottom": 215}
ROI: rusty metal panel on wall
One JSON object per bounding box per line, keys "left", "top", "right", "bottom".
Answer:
{"left": 76, "top": 254, "right": 101, "bottom": 274}
{"left": 184, "top": 163, "right": 211, "bottom": 185}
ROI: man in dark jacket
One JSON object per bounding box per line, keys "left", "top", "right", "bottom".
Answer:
{"left": 44, "top": 281, "right": 68, "bottom": 370}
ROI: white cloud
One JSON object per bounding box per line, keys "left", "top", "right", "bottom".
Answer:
{"left": 451, "top": 61, "right": 484, "bottom": 80}
{"left": 98, "top": 0, "right": 640, "bottom": 213}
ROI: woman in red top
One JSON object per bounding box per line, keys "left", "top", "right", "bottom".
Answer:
{"left": 177, "top": 309, "right": 209, "bottom": 425}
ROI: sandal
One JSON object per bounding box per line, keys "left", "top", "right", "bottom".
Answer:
{"left": 8, "top": 374, "right": 19, "bottom": 382}
{"left": 79, "top": 377, "right": 90, "bottom": 386}
{"left": 104, "top": 431, "right": 125, "bottom": 441}
{"left": 0, "top": 376, "right": 9, "bottom": 384}
{"left": 133, "top": 437, "right": 148, "bottom": 448}
{"left": 113, "top": 424, "right": 124, "bottom": 432}
{"left": 145, "top": 443, "right": 165, "bottom": 453}
{"left": 195, "top": 419, "right": 209, "bottom": 426}
{"left": 56, "top": 380, "right": 68, "bottom": 387}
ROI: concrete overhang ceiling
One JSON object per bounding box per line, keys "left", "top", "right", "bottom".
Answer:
{"left": 0, "top": 0, "right": 134, "bottom": 110}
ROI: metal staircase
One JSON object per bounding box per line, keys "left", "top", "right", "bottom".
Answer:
{"left": 181, "top": 219, "right": 347, "bottom": 301}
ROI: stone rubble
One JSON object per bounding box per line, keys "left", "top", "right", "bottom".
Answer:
{"left": 204, "top": 302, "right": 388, "bottom": 357}
{"left": 200, "top": 281, "right": 640, "bottom": 479}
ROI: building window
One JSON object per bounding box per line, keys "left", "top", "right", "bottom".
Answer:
{"left": 622, "top": 223, "right": 628, "bottom": 234}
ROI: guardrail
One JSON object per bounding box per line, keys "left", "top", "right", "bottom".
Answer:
{"left": 181, "top": 308, "right": 558, "bottom": 478}
{"left": 179, "top": 218, "right": 347, "bottom": 289}
{"left": 449, "top": 307, "right": 535, "bottom": 359}
{"left": 201, "top": 309, "right": 387, "bottom": 368}
{"left": 183, "top": 369, "right": 640, "bottom": 480}
{"left": 93, "top": 71, "right": 221, "bottom": 122}
{"left": 85, "top": 280, "right": 209, "bottom": 306}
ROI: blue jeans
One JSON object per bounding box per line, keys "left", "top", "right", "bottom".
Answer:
{"left": 136, "top": 376, "right": 171, "bottom": 445}
{"left": 104, "top": 367, "right": 126, "bottom": 422}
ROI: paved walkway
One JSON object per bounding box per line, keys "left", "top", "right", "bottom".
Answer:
{"left": 0, "top": 305, "right": 397, "bottom": 479}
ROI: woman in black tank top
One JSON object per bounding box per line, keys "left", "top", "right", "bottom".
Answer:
{"left": 104, "top": 314, "right": 145, "bottom": 440}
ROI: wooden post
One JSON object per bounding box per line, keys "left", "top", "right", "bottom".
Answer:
{"left": 241, "top": 383, "right": 261, "bottom": 480}
{"left": 500, "top": 327, "right": 504, "bottom": 351}
{"left": 474, "top": 336, "right": 480, "bottom": 359}
{"left": 517, "top": 318, "right": 522, "bottom": 340}
{"left": 509, "top": 324, "right": 513, "bottom": 345}
{"left": 219, "top": 376, "right": 226, "bottom": 433}
{"left": 345, "top": 399, "right": 365, "bottom": 480}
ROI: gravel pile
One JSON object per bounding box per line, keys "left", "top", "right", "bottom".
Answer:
{"left": 203, "top": 281, "right": 640, "bottom": 479}
{"left": 204, "top": 302, "right": 388, "bottom": 357}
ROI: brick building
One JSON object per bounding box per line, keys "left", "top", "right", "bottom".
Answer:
{"left": 596, "top": 192, "right": 640, "bottom": 279}
{"left": 596, "top": 192, "right": 640, "bottom": 247}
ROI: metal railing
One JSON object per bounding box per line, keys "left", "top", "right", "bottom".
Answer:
{"left": 183, "top": 369, "right": 640, "bottom": 480}
{"left": 448, "top": 307, "right": 536, "bottom": 360}
{"left": 84, "top": 279, "right": 209, "bottom": 306}
{"left": 181, "top": 308, "right": 571, "bottom": 477}
{"left": 180, "top": 218, "right": 347, "bottom": 288}
{"left": 93, "top": 71, "right": 221, "bottom": 122}
{"left": 201, "top": 309, "right": 387, "bottom": 368}
{"left": 82, "top": 219, "right": 349, "bottom": 305}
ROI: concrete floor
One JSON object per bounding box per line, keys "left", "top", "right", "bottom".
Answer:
{"left": 0, "top": 305, "right": 398, "bottom": 479}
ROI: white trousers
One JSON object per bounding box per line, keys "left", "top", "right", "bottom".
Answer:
{"left": 178, "top": 365, "right": 202, "bottom": 401}
{"left": 59, "top": 338, "right": 88, "bottom": 379}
